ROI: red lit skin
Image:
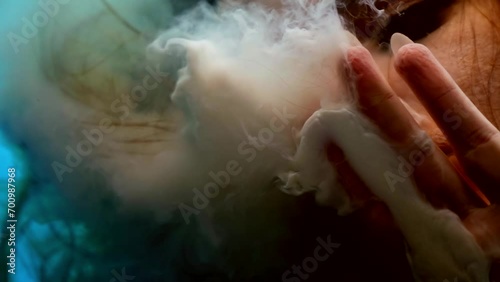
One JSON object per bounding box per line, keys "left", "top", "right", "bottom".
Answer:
{"left": 329, "top": 43, "right": 500, "bottom": 279}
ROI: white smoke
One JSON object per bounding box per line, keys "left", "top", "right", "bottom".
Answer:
{"left": 0, "top": 0, "right": 493, "bottom": 281}
{"left": 146, "top": 1, "right": 491, "bottom": 281}
{"left": 145, "top": 0, "right": 353, "bottom": 212}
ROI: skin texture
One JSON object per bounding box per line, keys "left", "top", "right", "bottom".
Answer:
{"left": 342, "top": 43, "right": 500, "bottom": 279}
{"left": 238, "top": 0, "right": 500, "bottom": 279}
{"left": 238, "top": 0, "right": 499, "bottom": 280}
{"left": 338, "top": 0, "right": 500, "bottom": 279}
{"left": 381, "top": 0, "right": 500, "bottom": 130}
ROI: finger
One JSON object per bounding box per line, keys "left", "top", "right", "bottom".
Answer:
{"left": 346, "top": 46, "right": 476, "bottom": 214}
{"left": 390, "top": 34, "right": 456, "bottom": 156}
{"left": 346, "top": 46, "right": 422, "bottom": 145}
{"left": 326, "top": 143, "right": 373, "bottom": 205}
{"left": 394, "top": 43, "right": 500, "bottom": 200}
{"left": 393, "top": 44, "right": 499, "bottom": 155}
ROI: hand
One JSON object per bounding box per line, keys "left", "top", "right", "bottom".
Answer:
{"left": 330, "top": 43, "right": 500, "bottom": 280}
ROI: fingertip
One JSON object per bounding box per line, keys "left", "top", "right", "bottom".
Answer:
{"left": 393, "top": 43, "right": 453, "bottom": 107}
{"left": 394, "top": 43, "right": 425, "bottom": 69}
{"left": 343, "top": 31, "right": 362, "bottom": 47}
{"left": 345, "top": 46, "right": 421, "bottom": 144}
{"left": 346, "top": 46, "right": 375, "bottom": 74}
{"left": 390, "top": 32, "right": 413, "bottom": 55}
{"left": 393, "top": 43, "right": 433, "bottom": 75}
{"left": 347, "top": 45, "right": 371, "bottom": 59}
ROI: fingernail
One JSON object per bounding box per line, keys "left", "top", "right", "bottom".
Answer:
{"left": 340, "top": 31, "right": 362, "bottom": 55}
{"left": 344, "top": 31, "right": 362, "bottom": 47}
{"left": 390, "top": 33, "right": 413, "bottom": 55}
{"left": 340, "top": 43, "right": 352, "bottom": 74}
